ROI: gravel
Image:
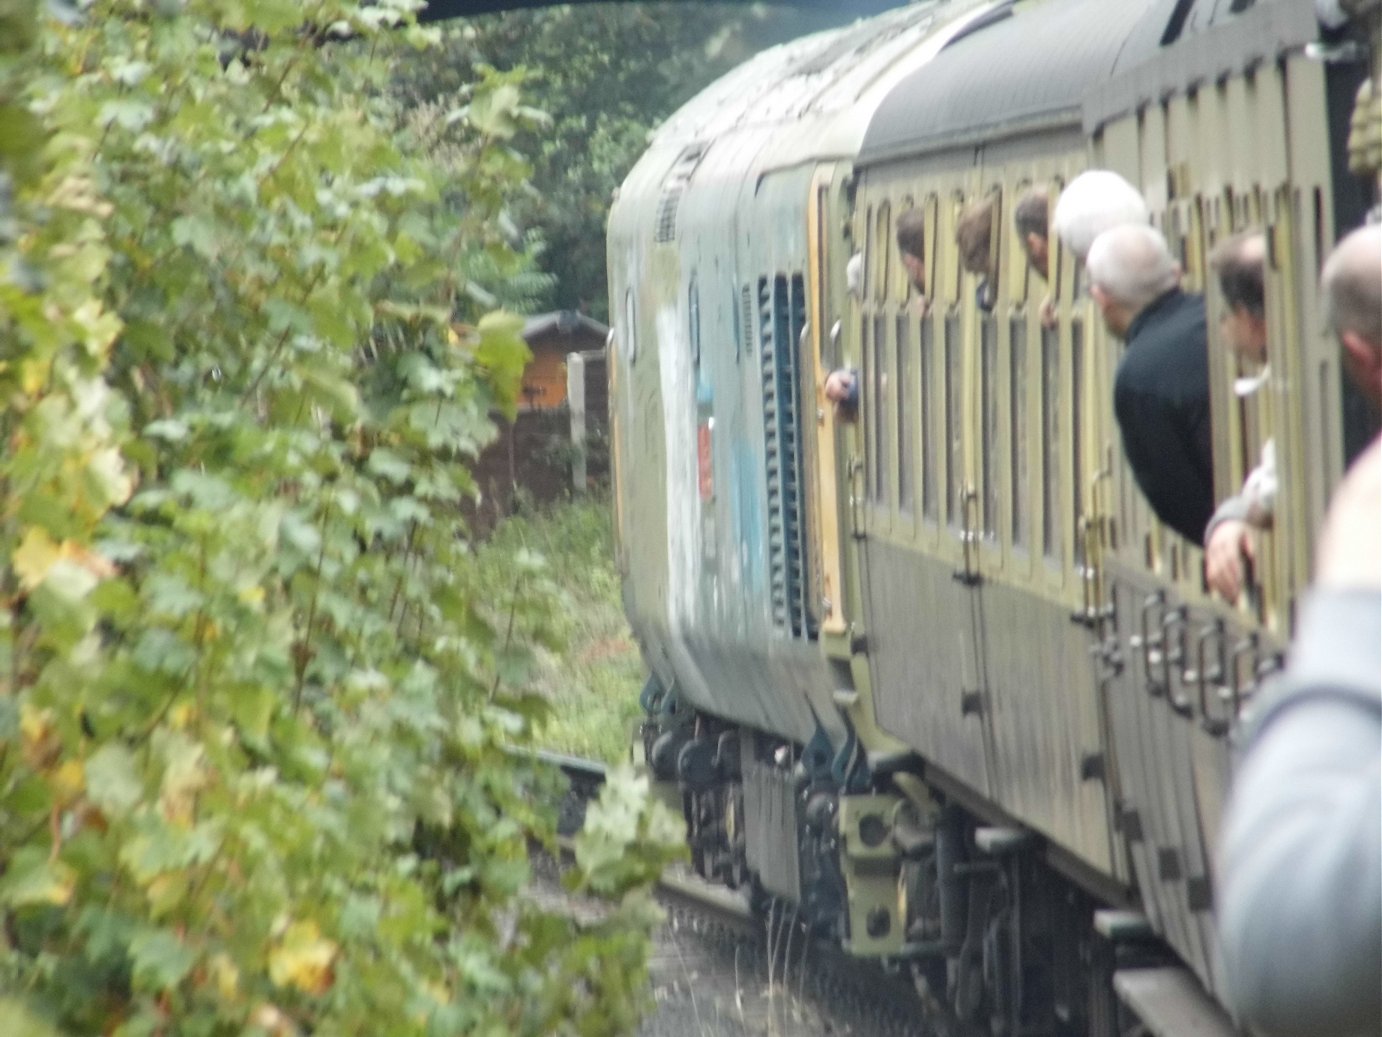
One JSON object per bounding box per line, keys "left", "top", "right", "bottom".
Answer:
{"left": 638, "top": 905, "right": 869, "bottom": 1037}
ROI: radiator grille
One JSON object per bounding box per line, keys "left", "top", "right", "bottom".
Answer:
{"left": 759, "top": 273, "right": 814, "bottom": 639}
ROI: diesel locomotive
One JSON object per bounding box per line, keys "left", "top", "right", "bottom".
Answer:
{"left": 605, "top": 1, "right": 1380, "bottom": 1032}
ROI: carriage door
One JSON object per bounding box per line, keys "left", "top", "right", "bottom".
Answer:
{"left": 857, "top": 187, "right": 994, "bottom": 801}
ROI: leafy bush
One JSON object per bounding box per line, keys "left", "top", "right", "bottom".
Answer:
{"left": 0, "top": 2, "right": 679, "bottom": 1034}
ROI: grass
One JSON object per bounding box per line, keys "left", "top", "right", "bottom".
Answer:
{"left": 474, "top": 492, "right": 645, "bottom": 764}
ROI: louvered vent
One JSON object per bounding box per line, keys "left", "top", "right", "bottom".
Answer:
{"left": 759, "top": 273, "right": 814, "bottom": 640}
{"left": 739, "top": 285, "right": 754, "bottom": 360}
{"left": 653, "top": 142, "right": 707, "bottom": 244}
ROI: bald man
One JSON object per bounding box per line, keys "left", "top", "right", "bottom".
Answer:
{"left": 1086, "top": 224, "right": 1214, "bottom": 545}
{"left": 1218, "top": 223, "right": 1382, "bottom": 1037}
{"left": 1323, "top": 223, "right": 1382, "bottom": 411}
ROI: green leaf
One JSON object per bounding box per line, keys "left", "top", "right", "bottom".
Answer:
{"left": 85, "top": 743, "right": 144, "bottom": 818}
{"left": 0, "top": 998, "right": 62, "bottom": 1037}
{"left": 367, "top": 448, "right": 411, "bottom": 485}
{"left": 171, "top": 215, "right": 220, "bottom": 261}
{"left": 0, "top": 847, "right": 76, "bottom": 908}
{"left": 128, "top": 928, "right": 198, "bottom": 992}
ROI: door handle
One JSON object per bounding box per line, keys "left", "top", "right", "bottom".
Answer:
{"left": 1161, "top": 606, "right": 1193, "bottom": 718}
{"left": 1135, "top": 591, "right": 1168, "bottom": 697}
{"left": 1070, "top": 516, "right": 1095, "bottom": 627}
{"left": 1228, "top": 632, "right": 1261, "bottom": 721}
{"left": 952, "top": 487, "right": 982, "bottom": 586}
{"left": 1196, "top": 620, "right": 1230, "bottom": 737}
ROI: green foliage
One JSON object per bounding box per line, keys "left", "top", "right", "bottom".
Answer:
{"left": 473, "top": 497, "right": 644, "bottom": 764}
{"left": 397, "top": 5, "right": 860, "bottom": 321}
{"left": 0, "top": 2, "right": 674, "bottom": 1034}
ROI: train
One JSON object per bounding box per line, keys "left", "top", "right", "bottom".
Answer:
{"left": 604, "top": 0, "right": 1380, "bottom": 1033}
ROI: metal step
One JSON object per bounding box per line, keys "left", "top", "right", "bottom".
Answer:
{"left": 1113, "top": 968, "right": 1237, "bottom": 1037}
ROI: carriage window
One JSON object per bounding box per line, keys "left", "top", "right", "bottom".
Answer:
{"left": 1011, "top": 182, "right": 1033, "bottom": 306}
{"left": 873, "top": 313, "right": 890, "bottom": 507}
{"left": 925, "top": 194, "right": 941, "bottom": 303}
{"left": 1042, "top": 325, "right": 1061, "bottom": 560}
{"left": 1071, "top": 321, "right": 1085, "bottom": 565}
{"left": 1010, "top": 319, "right": 1029, "bottom": 550}
{"left": 981, "top": 317, "right": 1000, "bottom": 539}
{"left": 920, "top": 317, "right": 938, "bottom": 523}
{"left": 984, "top": 188, "right": 1002, "bottom": 304}
{"left": 951, "top": 195, "right": 966, "bottom": 305}
{"left": 945, "top": 313, "right": 963, "bottom": 529}
{"left": 875, "top": 204, "right": 892, "bottom": 303}
{"left": 897, "top": 315, "right": 913, "bottom": 514}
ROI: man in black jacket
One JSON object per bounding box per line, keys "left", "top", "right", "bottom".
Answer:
{"left": 1086, "top": 223, "right": 1214, "bottom": 545}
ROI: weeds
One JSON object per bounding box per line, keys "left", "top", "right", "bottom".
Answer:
{"left": 475, "top": 493, "right": 644, "bottom": 763}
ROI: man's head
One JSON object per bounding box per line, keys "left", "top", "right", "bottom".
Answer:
{"left": 1210, "top": 231, "right": 1269, "bottom": 364}
{"left": 896, "top": 208, "right": 926, "bottom": 293}
{"left": 1014, "top": 189, "right": 1050, "bottom": 279}
{"left": 1053, "top": 170, "right": 1149, "bottom": 263}
{"left": 956, "top": 197, "right": 995, "bottom": 276}
{"left": 1321, "top": 223, "right": 1382, "bottom": 409}
{"left": 1084, "top": 224, "right": 1181, "bottom": 339}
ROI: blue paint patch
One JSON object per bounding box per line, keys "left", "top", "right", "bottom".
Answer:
{"left": 733, "top": 440, "right": 764, "bottom": 601}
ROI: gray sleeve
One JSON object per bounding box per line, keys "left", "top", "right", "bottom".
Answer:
{"left": 1217, "top": 590, "right": 1382, "bottom": 1037}
{"left": 1204, "top": 445, "right": 1277, "bottom": 544}
{"left": 1203, "top": 491, "right": 1253, "bottom": 546}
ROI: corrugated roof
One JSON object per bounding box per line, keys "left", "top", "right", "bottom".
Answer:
{"left": 857, "top": 0, "right": 1156, "bottom": 165}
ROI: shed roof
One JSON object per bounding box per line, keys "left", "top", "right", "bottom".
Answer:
{"left": 521, "top": 311, "right": 610, "bottom": 343}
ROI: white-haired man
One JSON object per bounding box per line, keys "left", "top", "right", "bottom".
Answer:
{"left": 1052, "top": 169, "right": 1149, "bottom": 263}
{"left": 1085, "top": 223, "right": 1214, "bottom": 545}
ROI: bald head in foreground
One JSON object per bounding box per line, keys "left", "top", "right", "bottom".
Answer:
{"left": 1086, "top": 224, "right": 1214, "bottom": 544}
{"left": 1322, "top": 223, "right": 1382, "bottom": 410}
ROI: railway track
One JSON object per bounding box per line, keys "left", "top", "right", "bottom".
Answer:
{"left": 528, "top": 748, "right": 959, "bottom": 1037}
